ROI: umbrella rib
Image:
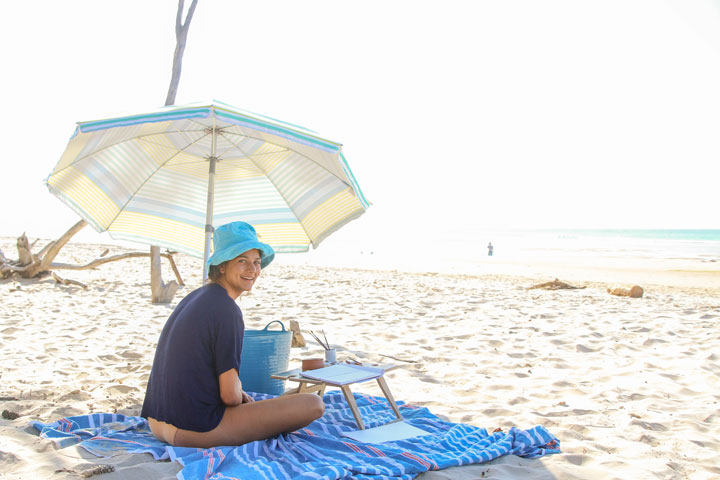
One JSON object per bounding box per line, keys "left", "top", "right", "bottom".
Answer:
{"left": 218, "top": 132, "right": 344, "bottom": 245}
{"left": 104, "top": 129, "right": 213, "bottom": 228}
{"left": 54, "top": 115, "right": 223, "bottom": 174}
{"left": 221, "top": 131, "right": 353, "bottom": 188}
{"left": 49, "top": 127, "right": 210, "bottom": 179}
{"left": 217, "top": 132, "right": 312, "bottom": 239}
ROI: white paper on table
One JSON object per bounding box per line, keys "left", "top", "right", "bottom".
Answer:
{"left": 341, "top": 421, "right": 431, "bottom": 443}
{"left": 299, "top": 364, "right": 384, "bottom": 385}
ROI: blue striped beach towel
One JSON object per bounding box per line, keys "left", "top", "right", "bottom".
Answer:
{"left": 31, "top": 391, "right": 560, "bottom": 479}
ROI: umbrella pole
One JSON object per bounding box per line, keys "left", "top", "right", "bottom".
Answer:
{"left": 202, "top": 127, "right": 218, "bottom": 281}
{"left": 202, "top": 157, "right": 216, "bottom": 280}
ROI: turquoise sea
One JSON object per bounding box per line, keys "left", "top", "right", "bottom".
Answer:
{"left": 486, "top": 228, "right": 720, "bottom": 261}
{"left": 546, "top": 229, "right": 720, "bottom": 243}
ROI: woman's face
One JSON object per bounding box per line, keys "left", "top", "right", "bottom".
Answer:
{"left": 218, "top": 249, "right": 262, "bottom": 298}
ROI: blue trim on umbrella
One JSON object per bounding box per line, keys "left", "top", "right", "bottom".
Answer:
{"left": 211, "top": 99, "right": 319, "bottom": 133}
{"left": 75, "top": 103, "right": 343, "bottom": 154}
{"left": 78, "top": 108, "right": 212, "bottom": 133}
{"left": 215, "top": 109, "right": 341, "bottom": 153}
{"left": 340, "top": 152, "right": 370, "bottom": 209}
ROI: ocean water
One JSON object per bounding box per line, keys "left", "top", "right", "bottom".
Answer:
{"left": 11, "top": 226, "right": 715, "bottom": 277}
{"left": 278, "top": 228, "right": 720, "bottom": 275}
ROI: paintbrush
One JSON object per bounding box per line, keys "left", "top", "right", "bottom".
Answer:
{"left": 309, "top": 330, "right": 329, "bottom": 350}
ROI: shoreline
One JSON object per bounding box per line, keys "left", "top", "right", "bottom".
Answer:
{"left": 3, "top": 234, "right": 719, "bottom": 292}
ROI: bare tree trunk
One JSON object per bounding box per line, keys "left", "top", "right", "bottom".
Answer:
{"left": 151, "top": 245, "right": 179, "bottom": 302}
{"left": 151, "top": 0, "right": 199, "bottom": 303}
{"left": 165, "top": 0, "right": 198, "bottom": 107}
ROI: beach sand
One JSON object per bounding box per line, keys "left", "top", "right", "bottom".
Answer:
{"left": 1, "top": 237, "right": 719, "bottom": 479}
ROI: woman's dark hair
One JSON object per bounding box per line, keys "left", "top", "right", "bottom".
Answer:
{"left": 207, "top": 261, "right": 228, "bottom": 282}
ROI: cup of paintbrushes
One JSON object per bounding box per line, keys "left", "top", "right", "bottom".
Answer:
{"left": 324, "top": 348, "right": 337, "bottom": 364}
{"left": 310, "top": 330, "right": 336, "bottom": 364}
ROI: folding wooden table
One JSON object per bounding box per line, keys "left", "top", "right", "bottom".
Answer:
{"left": 271, "top": 363, "right": 402, "bottom": 430}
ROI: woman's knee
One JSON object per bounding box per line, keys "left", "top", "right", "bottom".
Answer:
{"left": 298, "top": 393, "right": 324, "bottom": 420}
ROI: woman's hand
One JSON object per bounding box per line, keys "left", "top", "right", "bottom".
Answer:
{"left": 219, "top": 368, "right": 247, "bottom": 406}
{"left": 241, "top": 391, "right": 254, "bottom": 404}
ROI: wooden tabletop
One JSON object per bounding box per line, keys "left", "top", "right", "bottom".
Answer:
{"left": 271, "top": 363, "right": 398, "bottom": 383}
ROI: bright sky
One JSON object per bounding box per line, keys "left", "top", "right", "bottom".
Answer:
{"left": 2, "top": 0, "right": 719, "bottom": 248}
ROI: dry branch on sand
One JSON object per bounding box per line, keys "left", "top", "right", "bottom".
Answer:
{"left": 526, "top": 278, "right": 586, "bottom": 290}
{"left": 0, "top": 220, "right": 184, "bottom": 291}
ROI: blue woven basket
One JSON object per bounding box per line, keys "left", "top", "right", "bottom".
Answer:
{"left": 239, "top": 320, "right": 292, "bottom": 395}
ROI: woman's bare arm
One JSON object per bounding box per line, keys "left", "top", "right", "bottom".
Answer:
{"left": 218, "top": 368, "right": 252, "bottom": 406}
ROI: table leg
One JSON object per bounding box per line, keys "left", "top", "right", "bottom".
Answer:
{"left": 298, "top": 382, "right": 326, "bottom": 396}
{"left": 340, "top": 385, "right": 365, "bottom": 430}
{"left": 376, "top": 376, "right": 403, "bottom": 420}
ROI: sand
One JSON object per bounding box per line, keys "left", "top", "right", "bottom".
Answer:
{"left": 1, "top": 237, "right": 719, "bottom": 479}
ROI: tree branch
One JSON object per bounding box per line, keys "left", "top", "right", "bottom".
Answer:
{"left": 175, "top": 0, "right": 184, "bottom": 37}
{"left": 38, "top": 220, "right": 88, "bottom": 270}
{"left": 51, "top": 250, "right": 183, "bottom": 283}
{"left": 184, "top": 0, "right": 198, "bottom": 30}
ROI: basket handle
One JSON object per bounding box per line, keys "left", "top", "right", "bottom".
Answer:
{"left": 262, "top": 320, "right": 286, "bottom": 332}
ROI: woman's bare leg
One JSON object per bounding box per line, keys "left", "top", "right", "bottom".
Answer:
{"left": 173, "top": 393, "right": 324, "bottom": 448}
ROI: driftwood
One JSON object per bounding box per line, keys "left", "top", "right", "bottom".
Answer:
{"left": 1, "top": 220, "right": 89, "bottom": 279}
{"left": 50, "top": 251, "right": 183, "bottom": 285}
{"left": 289, "top": 320, "right": 306, "bottom": 348}
{"left": 379, "top": 353, "right": 417, "bottom": 363}
{"left": 51, "top": 272, "right": 88, "bottom": 289}
{"left": 527, "top": 278, "right": 586, "bottom": 290}
{"left": 1, "top": 222, "right": 184, "bottom": 291}
{"left": 607, "top": 285, "right": 644, "bottom": 298}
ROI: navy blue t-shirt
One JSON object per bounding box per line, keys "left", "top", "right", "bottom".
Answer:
{"left": 141, "top": 283, "right": 244, "bottom": 432}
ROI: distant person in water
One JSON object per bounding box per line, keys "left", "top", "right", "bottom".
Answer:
{"left": 487, "top": 242, "right": 494, "bottom": 256}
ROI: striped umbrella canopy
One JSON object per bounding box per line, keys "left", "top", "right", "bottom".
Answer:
{"left": 46, "top": 100, "right": 369, "bottom": 276}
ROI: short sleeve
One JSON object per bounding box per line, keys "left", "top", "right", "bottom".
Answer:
{"left": 212, "top": 306, "right": 244, "bottom": 377}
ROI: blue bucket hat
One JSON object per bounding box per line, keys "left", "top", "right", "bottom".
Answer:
{"left": 206, "top": 221, "right": 275, "bottom": 270}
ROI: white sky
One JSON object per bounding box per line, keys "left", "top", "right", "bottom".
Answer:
{"left": 2, "top": 0, "right": 719, "bottom": 247}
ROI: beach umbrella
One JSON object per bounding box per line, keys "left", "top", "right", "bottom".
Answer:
{"left": 46, "top": 100, "right": 369, "bottom": 277}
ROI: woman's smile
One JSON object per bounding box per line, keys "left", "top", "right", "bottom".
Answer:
{"left": 218, "top": 249, "right": 262, "bottom": 298}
